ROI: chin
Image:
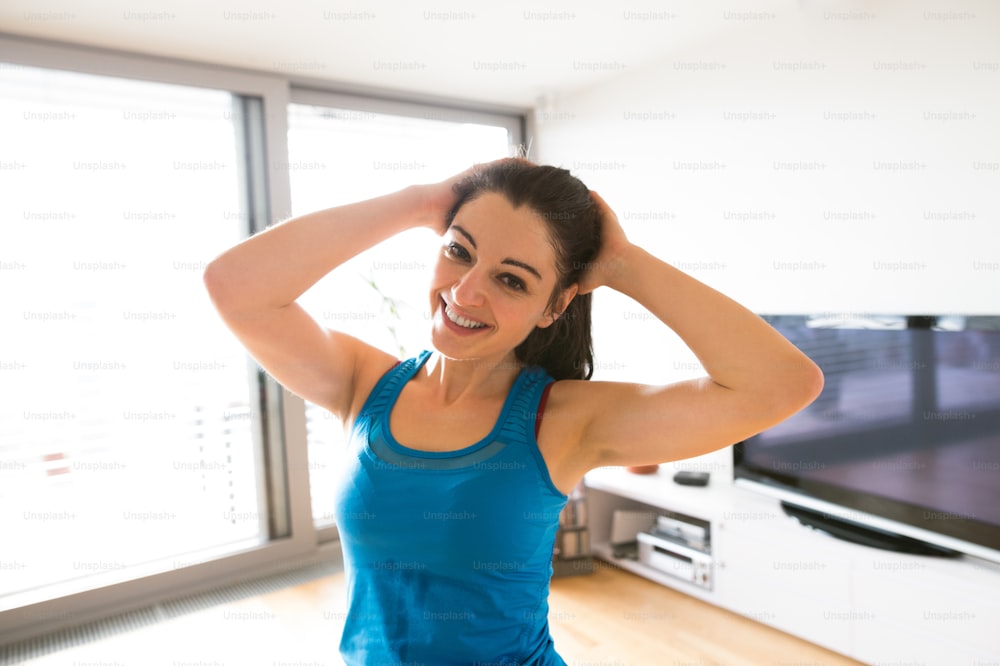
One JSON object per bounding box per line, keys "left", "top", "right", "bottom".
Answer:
{"left": 429, "top": 328, "right": 479, "bottom": 361}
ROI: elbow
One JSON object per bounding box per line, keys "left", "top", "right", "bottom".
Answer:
{"left": 203, "top": 255, "right": 286, "bottom": 316}
{"left": 755, "top": 355, "right": 824, "bottom": 425}
{"left": 783, "top": 356, "right": 825, "bottom": 417}
{"left": 202, "top": 259, "right": 224, "bottom": 302}
{"left": 202, "top": 257, "right": 239, "bottom": 312}
{"left": 800, "top": 358, "right": 825, "bottom": 409}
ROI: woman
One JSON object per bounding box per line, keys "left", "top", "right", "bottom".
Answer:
{"left": 203, "top": 158, "right": 823, "bottom": 664}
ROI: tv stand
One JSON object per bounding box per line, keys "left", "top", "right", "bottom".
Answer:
{"left": 779, "top": 502, "right": 963, "bottom": 558}
{"left": 584, "top": 465, "right": 1000, "bottom": 664}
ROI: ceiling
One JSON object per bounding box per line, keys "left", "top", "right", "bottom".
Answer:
{"left": 0, "top": 0, "right": 794, "bottom": 110}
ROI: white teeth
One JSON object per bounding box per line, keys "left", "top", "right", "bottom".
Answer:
{"left": 444, "top": 303, "right": 487, "bottom": 329}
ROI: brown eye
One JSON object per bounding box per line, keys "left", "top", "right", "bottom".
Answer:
{"left": 444, "top": 242, "right": 471, "bottom": 261}
{"left": 499, "top": 274, "right": 526, "bottom": 291}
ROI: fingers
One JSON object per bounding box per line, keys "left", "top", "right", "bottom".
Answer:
{"left": 589, "top": 189, "right": 609, "bottom": 207}
{"left": 589, "top": 190, "right": 619, "bottom": 221}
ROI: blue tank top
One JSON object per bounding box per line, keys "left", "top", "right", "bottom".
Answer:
{"left": 333, "top": 350, "right": 569, "bottom": 665}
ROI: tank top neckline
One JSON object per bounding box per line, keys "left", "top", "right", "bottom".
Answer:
{"left": 376, "top": 349, "right": 535, "bottom": 461}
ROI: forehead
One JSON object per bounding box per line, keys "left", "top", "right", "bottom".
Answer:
{"left": 451, "top": 192, "right": 559, "bottom": 276}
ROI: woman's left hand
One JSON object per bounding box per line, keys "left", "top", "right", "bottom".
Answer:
{"left": 577, "top": 190, "right": 632, "bottom": 295}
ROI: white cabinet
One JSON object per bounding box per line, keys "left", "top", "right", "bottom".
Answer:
{"left": 584, "top": 466, "right": 1000, "bottom": 665}
{"left": 716, "top": 504, "right": 854, "bottom": 654}
{"left": 852, "top": 554, "right": 1000, "bottom": 663}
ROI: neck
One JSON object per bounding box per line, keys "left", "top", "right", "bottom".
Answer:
{"left": 420, "top": 351, "right": 523, "bottom": 405}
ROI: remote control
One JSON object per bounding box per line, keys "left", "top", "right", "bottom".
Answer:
{"left": 673, "top": 470, "right": 710, "bottom": 487}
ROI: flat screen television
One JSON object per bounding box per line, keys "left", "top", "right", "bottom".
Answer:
{"left": 733, "top": 314, "right": 1000, "bottom": 562}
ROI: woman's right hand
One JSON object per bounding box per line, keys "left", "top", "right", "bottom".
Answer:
{"left": 415, "top": 157, "right": 534, "bottom": 233}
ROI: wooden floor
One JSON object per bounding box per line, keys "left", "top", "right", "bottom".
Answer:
{"left": 24, "top": 561, "right": 863, "bottom": 665}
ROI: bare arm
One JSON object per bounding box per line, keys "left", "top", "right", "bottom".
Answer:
{"left": 562, "top": 193, "right": 824, "bottom": 470}
{"left": 203, "top": 169, "right": 471, "bottom": 419}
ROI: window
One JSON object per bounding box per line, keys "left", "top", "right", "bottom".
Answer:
{"left": 0, "top": 64, "right": 269, "bottom": 603}
{"left": 285, "top": 99, "right": 516, "bottom": 526}
{"left": 0, "top": 37, "right": 525, "bottom": 643}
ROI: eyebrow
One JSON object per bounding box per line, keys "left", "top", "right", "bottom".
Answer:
{"left": 451, "top": 225, "right": 543, "bottom": 281}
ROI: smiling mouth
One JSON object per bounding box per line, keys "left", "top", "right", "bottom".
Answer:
{"left": 442, "top": 298, "right": 488, "bottom": 329}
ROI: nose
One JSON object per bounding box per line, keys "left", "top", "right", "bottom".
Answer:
{"left": 451, "top": 266, "right": 487, "bottom": 308}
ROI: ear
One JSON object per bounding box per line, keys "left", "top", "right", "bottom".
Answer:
{"left": 536, "top": 283, "right": 579, "bottom": 329}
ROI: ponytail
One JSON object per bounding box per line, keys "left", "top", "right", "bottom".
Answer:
{"left": 516, "top": 293, "right": 594, "bottom": 380}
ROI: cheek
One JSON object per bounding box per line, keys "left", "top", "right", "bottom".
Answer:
{"left": 501, "top": 295, "right": 551, "bottom": 329}
{"left": 429, "top": 256, "right": 459, "bottom": 289}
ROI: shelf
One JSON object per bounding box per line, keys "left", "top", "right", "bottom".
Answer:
{"left": 584, "top": 466, "right": 737, "bottom": 518}
{"left": 591, "top": 541, "right": 714, "bottom": 603}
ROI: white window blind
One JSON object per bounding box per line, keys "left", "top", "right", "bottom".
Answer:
{"left": 0, "top": 64, "right": 268, "bottom": 603}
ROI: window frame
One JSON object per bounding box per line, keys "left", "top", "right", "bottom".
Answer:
{"left": 0, "top": 32, "right": 526, "bottom": 644}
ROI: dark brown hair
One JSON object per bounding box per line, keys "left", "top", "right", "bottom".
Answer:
{"left": 444, "top": 160, "right": 601, "bottom": 380}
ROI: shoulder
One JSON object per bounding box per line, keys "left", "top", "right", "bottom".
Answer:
{"left": 537, "top": 377, "right": 658, "bottom": 469}
{"left": 533, "top": 378, "right": 610, "bottom": 489}
{"left": 543, "top": 377, "right": 621, "bottom": 414}
{"left": 541, "top": 378, "right": 630, "bottom": 431}
{"left": 343, "top": 344, "right": 412, "bottom": 427}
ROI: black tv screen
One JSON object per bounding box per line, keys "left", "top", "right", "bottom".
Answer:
{"left": 734, "top": 314, "right": 1000, "bottom": 558}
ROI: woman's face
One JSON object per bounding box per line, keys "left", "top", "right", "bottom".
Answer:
{"left": 428, "top": 191, "right": 573, "bottom": 366}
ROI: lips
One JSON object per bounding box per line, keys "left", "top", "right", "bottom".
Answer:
{"left": 440, "top": 297, "right": 489, "bottom": 330}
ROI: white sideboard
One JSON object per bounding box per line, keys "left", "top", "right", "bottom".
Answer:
{"left": 584, "top": 465, "right": 1000, "bottom": 665}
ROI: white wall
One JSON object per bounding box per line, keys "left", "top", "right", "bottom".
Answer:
{"left": 536, "top": 3, "right": 1000, "bottom": 475}
{"left": 535, "top": 5, "right": 999, "bottom": 358}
